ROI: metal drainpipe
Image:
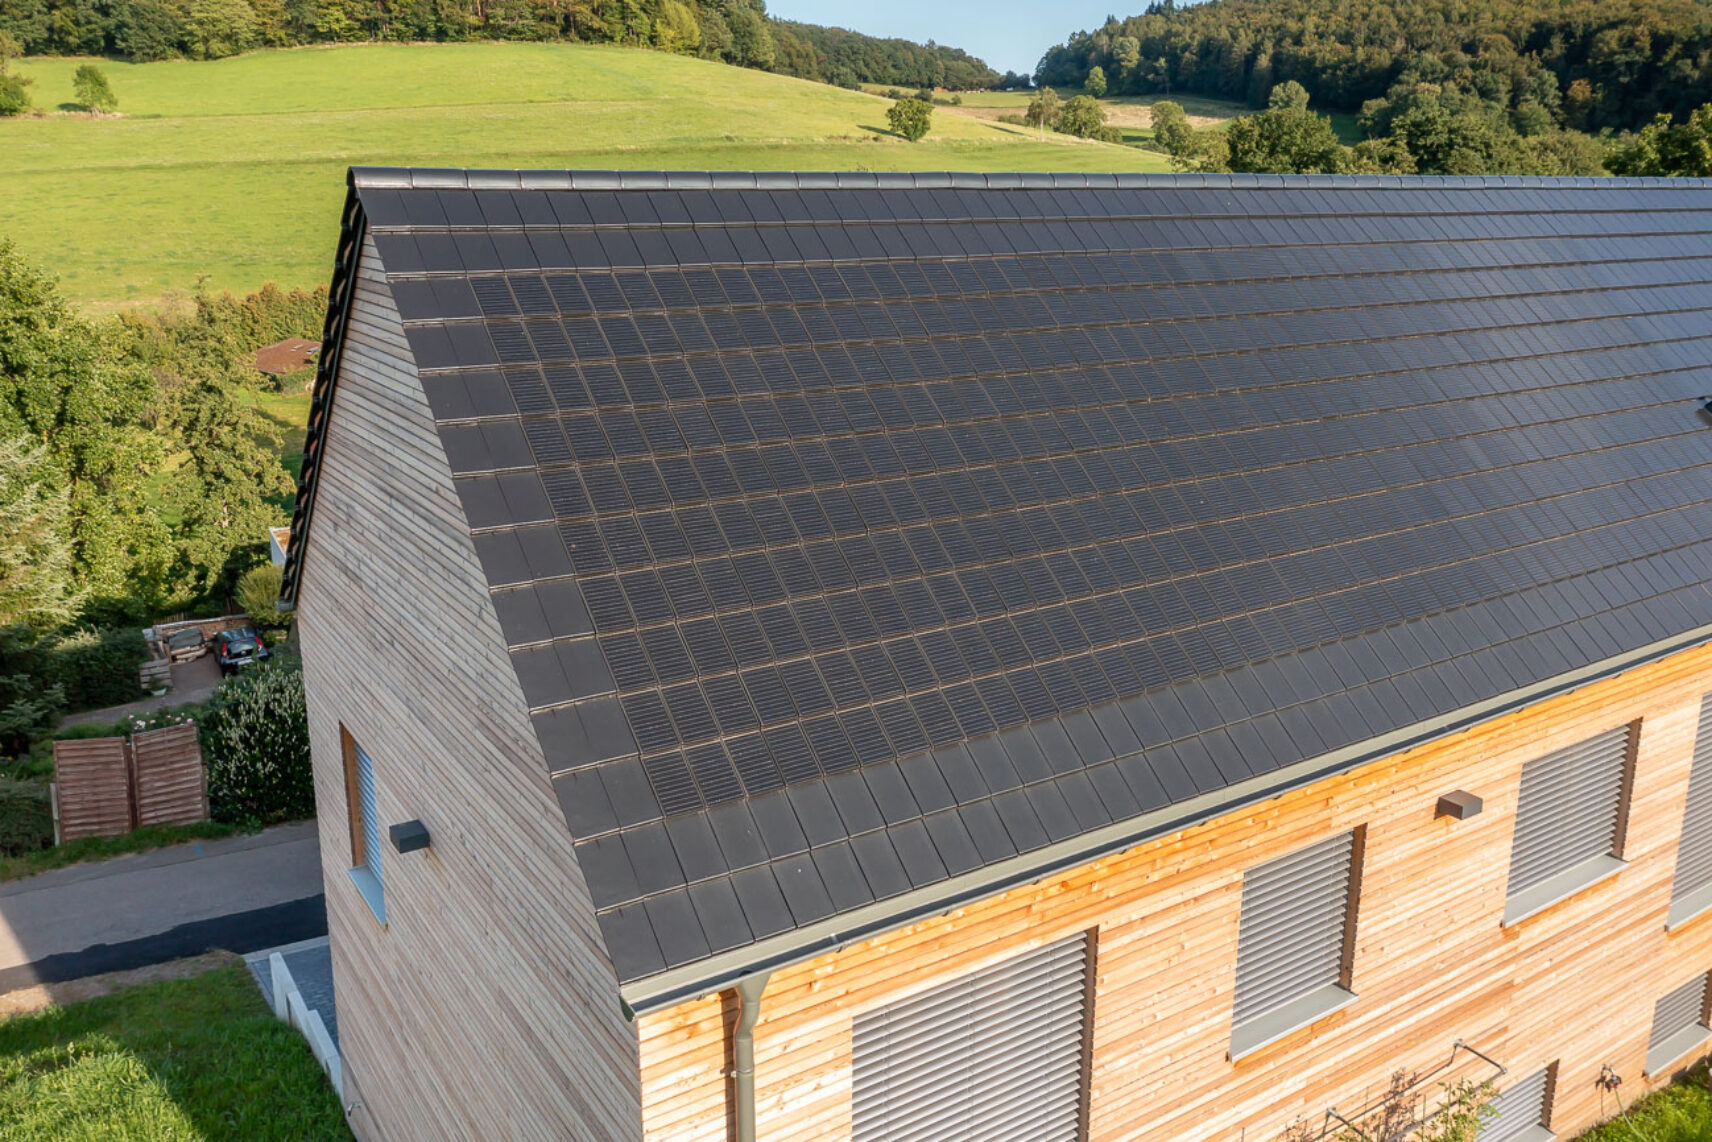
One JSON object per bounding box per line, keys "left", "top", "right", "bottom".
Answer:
{"left": 733, "top": 971, "right": 772, "bottom": 1142}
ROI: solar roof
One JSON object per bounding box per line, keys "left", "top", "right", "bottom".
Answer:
{"left": 285, "top": 169, "right": 1712, "bottom": 1006}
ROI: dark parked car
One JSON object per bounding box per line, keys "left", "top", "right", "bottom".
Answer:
{"left": 165, "top": 627, "right": 207, "bottom": 663}
{"left": 216, "top": 627, "right": 270, "bottom": 674}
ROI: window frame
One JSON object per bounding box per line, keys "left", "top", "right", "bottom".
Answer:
{"left": 1667, "top": 695, "right": 1712, "bottom": 929}
{"left": 1501, "top": 721, "right": 1638, "bottom": 927}
{"left": 1228, "top": 827, "right": 1365, "bottom": 1061}
{"left": 340, "top": 725, "right": 387, "bottom": 925}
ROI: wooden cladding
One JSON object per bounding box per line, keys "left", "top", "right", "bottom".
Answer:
{"left": 850, "top": 933, "right": 1090, "bottom": 1142}
{"left": 51, "top": 724, "right": 207, "bottom": 842}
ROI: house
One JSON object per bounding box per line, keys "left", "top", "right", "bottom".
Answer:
{"left": 254, "top": 337, "right": 322, "bottom": 379}
{"left": 278, "top": 168, "right": 1712, "bottom": 1142}
{"left": 269, "top": 525, "right": 291, "bottom": 567}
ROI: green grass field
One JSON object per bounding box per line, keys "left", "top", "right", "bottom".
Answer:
{"left": 0, "top": 964, "right": 349, "bottom": 1140}
{"left": 6, "top": 44, "right": 1164, "bottom": 308}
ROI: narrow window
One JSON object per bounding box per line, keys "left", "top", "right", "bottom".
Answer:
{"left": 1646, "top": 973, "right": 1711, "bottom": 1076}
{"left": 341, "top": 726, "right": 386, "bottom": 924}
{"left": 1669, "top": 696, "right": 1712, "bottom": 927}
{"left": 1229, "top": 828, "right": 1364, "bottom": 1060}
{"left": 1475, "top": 1065, "right": 1556, "bottom": 1141}
{"left": 1504, "top": 723, "right": 1636, "bottom": 924}
{"left": 850, "top": 933, "right": 1090, "bottom": 1142}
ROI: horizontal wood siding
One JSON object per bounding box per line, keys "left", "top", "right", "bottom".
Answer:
{"left": 639, "top": 640, "right": 1712, "bottom": 1142}
{"left": 297, "top": 235, "right": 641, "bottom": 1141}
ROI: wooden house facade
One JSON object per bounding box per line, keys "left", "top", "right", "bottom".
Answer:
{"left": 281, "top": 170, "right": 1712, "bottom": 1141}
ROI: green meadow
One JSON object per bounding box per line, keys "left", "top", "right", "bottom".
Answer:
{"left": 6, "top": 43, "right": 1164, "bottom": 308}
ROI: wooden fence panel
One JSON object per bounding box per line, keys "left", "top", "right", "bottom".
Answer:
{"left": 51, "top": 738, "right": 133, "bottom": 841}
{"left": 131, "top": 723, "right": 208, "bottom": 828}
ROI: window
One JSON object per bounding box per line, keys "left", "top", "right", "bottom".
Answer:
{"left": 1503, "top": 723, "right": 1636, "bottom": 925}
{"left": 341, "top": 726, "right": 385, "bottom": 924}
{"left": 1669, "top": 696, "right": 1712, "bottom": 927}
{"left": 1646, "top": 973, "right": 1711, "bottom": 1075}
{"left": 850, "top": 933, "right": 1090, "bottom": 1142}
{"left": 1475, "top": 1066, "right": 1555, "bottom": 1142}
{"left": 1229, "top": 829, "right": 1363, "bottom": 1060}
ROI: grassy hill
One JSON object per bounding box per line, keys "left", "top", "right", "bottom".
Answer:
{"left": 5, "top": 44, "right": 1164, "bottom": 309}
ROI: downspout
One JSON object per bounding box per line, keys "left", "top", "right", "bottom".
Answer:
{"left": 732, "top": 971, "right": 771, "bottom": 1142}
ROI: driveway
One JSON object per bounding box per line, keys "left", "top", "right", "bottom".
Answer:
{"left": 0, "top": 821, "right": 326, "bottom": 994}
{"left": 60, "top": 654, "right": 224, "bottom": 729}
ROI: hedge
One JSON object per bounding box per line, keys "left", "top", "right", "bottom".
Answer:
{"left": 37, "top": 628, "right": 147, "bottom": 712}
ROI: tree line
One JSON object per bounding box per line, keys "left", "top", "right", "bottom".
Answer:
{"left": 0, "top": 0, "right": 999, "bottom": 91}
{"left": 1037, "top": 0, "right": 1712, "bottom": 133}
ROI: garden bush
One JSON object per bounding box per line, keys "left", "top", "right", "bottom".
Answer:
{"left": 0, "top": 777, "right": 52, "bottom": 856}
{"left": 200, "top": 660, "right": 312, "bottom": 825}
{"left": 38, "top": 628, "right": 147, "bottom": 711}
{"left": 233, "top": 563, "right": 287, "bottom": 634}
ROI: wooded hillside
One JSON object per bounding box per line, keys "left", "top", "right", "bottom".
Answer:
{"left": 1036, "top": 0, "right": 1712, "bottom": 132}
{"left": 0, "top": 0, "right": 1000, "bottom": 90}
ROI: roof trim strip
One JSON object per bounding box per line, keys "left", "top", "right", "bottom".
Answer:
{"left": 348, "top": 166, "right": 1712, "bottom": 192}
{"left": 279, "top": 173, "right": 367, "bottom": 606}
{"left": 619, "top": 620, "right": 1712, "bottom": 1016}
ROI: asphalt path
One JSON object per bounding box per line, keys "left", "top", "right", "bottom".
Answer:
{"left": 0, "top": 821, "right": 327, "bottom": 992}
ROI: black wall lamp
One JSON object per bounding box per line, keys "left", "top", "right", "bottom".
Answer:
{"left": 1435, "top": 791, "right": 1483, "bottom": 820}
{"left": 389, "top": 819, "right": 431, "bottom": 853}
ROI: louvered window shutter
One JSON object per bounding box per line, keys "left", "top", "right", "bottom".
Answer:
{"left": 1475, "top": 1068, "right": 1551, "bottom": 1142}
{"left": 358, "top": 744, "right": 382, "bottom": 884}
{"left": 1506, "top": 725, "right": 1631, "bottom": 902}
{"left": 851, "top": 934, "right": 1088, "bottom": 1142}
{"left": 1669, "top": 696, "right": 1712, "bottom": 925}
{"left": 1646, "top": 974, "right": 1710, "bottom": 1074}
{"left": 1231, "top": 831, "right": 1357, "bottom": 1028}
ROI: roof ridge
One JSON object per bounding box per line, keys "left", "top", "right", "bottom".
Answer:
{"left": 347, "top": 166, "right": 1712, "bottom": 192}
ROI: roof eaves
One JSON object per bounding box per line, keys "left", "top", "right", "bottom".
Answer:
{"left": 617, "top": 618, "right": 1712, "bottom": 1016}
{"left": 345, "top": 167, "right": 1712, "bottom": 193}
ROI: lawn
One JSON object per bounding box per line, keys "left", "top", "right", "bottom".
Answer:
{"left": 1571, "top": 1062, "right": 1712, "bottom": 1140}
{"left": 6, "top": 43, "right": 1163, "bottom": 309}
{"left": 0, "top": 963, "right": 349, "bottom": 1140}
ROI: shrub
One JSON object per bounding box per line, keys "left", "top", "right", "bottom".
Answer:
{"left": 0, "top": 673, "right": 64, "bottom": 758}
{"left": 0, "top": 72, "right": 30, "bottom": 117}
{"left": 234, "top": 563, "right": 287, "bottom": 632}
{"left": 0, "top": 777, "right": 52, "bottom": 856}
{"left": 39, "top": 628, "right": 147, "bottom": 711}
{"left": 200, "top": 660, "right": 312, "bottom": 825}
{"left": 73, "top": 64, "right": 117, "bottom": 112}
{"left": 887, "top": 97, "right": 933, "bottom": 142}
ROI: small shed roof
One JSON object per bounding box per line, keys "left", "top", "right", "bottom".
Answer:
{"left": 285, "top": 169, "right": 1712, "bottom": 1010}
{"left": 253, "top": 338, "right": 321, "bottom": 376}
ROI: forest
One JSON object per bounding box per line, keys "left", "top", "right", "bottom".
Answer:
{"left": 1037, "top": 0, "right": 1712, "bottom": 133}
{"left": 0, "top": 0, "right": 1000, "bottom": 90}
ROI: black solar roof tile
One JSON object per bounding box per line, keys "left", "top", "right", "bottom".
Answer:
{"left": 289, "top": 169, "right": 1712, "bottom": 991}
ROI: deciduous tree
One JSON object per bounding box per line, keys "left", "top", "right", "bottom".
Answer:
{"left": 1084, "top": 64, "right": 1107, "bottom": 98}
{"left": 1025, "top": 85, "right": 1059, "bottom": 139}
{"left": 72, "top": 63, "right": 116, "bottom": 112}
{"left": 887, "top": 95, "right": 932, "bottom": 141}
